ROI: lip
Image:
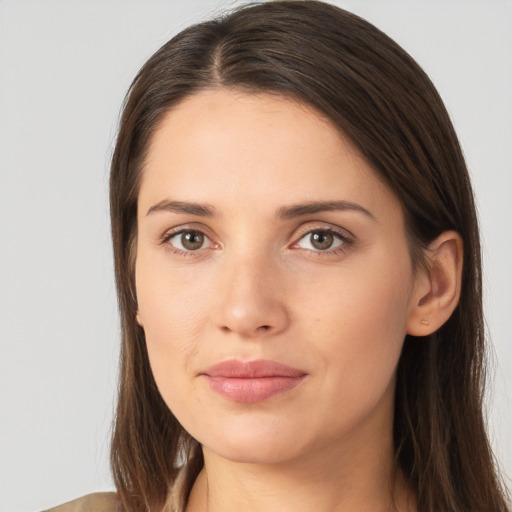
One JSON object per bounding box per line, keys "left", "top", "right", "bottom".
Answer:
{"left": 200, "top": 359, "right": 307, "bottom": 403}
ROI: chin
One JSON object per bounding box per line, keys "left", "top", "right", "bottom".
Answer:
{"left": 199, "top": 420, "right": 318, "bottom": 466}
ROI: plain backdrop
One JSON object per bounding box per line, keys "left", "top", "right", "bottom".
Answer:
{"left": 0, "top": 1, "right": 511, "bottom": 510}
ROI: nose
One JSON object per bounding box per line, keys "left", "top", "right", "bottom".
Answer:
{"left": 212, "top": 251, "right": 289, "bottom": 339}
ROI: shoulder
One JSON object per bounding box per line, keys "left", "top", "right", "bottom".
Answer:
{"left": 42, "top": 492, "right": 119, "bottom": 512}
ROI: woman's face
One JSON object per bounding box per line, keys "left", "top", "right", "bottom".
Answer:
{"left": 136, "top": 89, "right": 422, "bottom": 465}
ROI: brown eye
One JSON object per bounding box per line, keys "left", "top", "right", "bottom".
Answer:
{"left": 310, "top": 232, "right": 334, "bottom": 250}
{"left": 181, "top": 231, "right": 204, "bottom": 250}
{"left": 296, "top": 230, "right": 344, "bottom": 251}
{"left": 167, "top": 230, "right": 209, "bottom": 251}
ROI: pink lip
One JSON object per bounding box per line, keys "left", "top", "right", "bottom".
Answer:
{"left": 201, "top": 360, "right": 307, "bottom": 403}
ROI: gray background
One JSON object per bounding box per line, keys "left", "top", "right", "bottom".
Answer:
{"left": 0, "top": 1, "right": 510, "bottom": 510}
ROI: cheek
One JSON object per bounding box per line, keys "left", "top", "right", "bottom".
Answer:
{"left": 136, "top": 244, "right": 213, "bottom": 336}
{"left": 135, "top": 253, "right": 210, "bottom": 395}
{"left": 340, "top": 268, "right": 412, "bottom": 346}
{"left": 298, "top": 254, "right": 411, "bottom": 325}
{"left": 297, "top": 253, "right": 413, "bottom": 394}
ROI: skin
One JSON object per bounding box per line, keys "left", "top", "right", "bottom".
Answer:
{"left": 135, "top": 89, "right": 462, "bottom": 512}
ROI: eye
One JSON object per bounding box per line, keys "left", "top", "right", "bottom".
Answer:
{"left": 165, "top": 229, "right": 212, "bottom": 252}
{"left": 296, "top": 229, "right": 346, "bottom": 251}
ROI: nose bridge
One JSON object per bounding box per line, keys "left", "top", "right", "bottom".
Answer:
{"left": 214, "top": 242, "right": 288, "bottom": 338}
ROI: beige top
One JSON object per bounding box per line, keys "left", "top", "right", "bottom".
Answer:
{"left": 43, "top": 470, "right": 185, "bottom": 512}
{"left": 42, "top": 492, "right": 119, "bottom": 512}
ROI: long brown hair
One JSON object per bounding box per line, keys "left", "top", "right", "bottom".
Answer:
{"left": 109, "top": 2, "right": 509, "bottom": 510}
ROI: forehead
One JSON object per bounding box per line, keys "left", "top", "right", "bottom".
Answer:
{"left": 138, "top": 88, "right": 400, "bottom": 221}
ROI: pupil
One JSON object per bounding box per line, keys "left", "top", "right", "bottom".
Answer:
{"left": 182, "top": 231, "right": 204, "bottom": 250}
{"left": 311, "top": 232, "right": 333, "bottom": 250}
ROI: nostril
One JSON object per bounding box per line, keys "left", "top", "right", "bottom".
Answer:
{"left": 258, "top": 325, "right": 271, "bottom": 331}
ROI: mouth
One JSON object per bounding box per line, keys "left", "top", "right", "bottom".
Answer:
{"left": 200, "top": 359, "right": 307, "bottom": 403}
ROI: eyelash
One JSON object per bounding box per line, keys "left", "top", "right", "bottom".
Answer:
{"left": 160, "top": 226, "right": 355, "bottom": 257}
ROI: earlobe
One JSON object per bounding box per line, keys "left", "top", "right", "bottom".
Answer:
{"left": 136, "top": 311, "right": 143, "bottom": 327}
{"left": 406, "top": 231, "right": 463, "bottom": 337}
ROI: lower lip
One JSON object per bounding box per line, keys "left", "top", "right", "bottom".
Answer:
{"left": 205, "top": 375, "right": 305, "bottom": 403}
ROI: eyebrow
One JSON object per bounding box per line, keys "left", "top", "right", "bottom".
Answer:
{"left": 146, "top": 200, "right": 215, "bottom": 217}
{"left": 276, "top": 200, "right": 375, "bottom": 221}
{"left": 146, "top": 199, "right": 375, "bottom": 221}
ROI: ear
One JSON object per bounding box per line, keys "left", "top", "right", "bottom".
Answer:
{"left": 136, "top": 310, "right": 143, "bottom": 327}
{"left": 406, "top": 231, "right": 463, "bottom": 336}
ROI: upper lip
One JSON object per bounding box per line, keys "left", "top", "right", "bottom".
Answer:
{"left": 201, "top": 359, "right": 307, "bottom": 378}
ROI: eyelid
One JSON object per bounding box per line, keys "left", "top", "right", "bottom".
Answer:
{"left": 291, "top": 221, "right": 355, "bottom": 241}
{"left": 160, "top": 222, "right": 215, "bottom": 241}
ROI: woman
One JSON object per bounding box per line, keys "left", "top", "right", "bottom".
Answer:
{"left": 46, "top": 1, "right": 510, "bottom": 511}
